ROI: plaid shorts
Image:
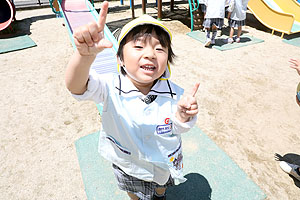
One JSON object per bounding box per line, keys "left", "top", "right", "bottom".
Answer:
{"left": 112, "top": 164, "right": 175, "bottom": 200}
{"left": 203, "top": 18, "right": 224, "bottom": 29}
{"left": 229, "top": 19, "right": 245, "bottom": 28}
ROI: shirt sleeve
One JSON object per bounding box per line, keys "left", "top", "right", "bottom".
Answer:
{"left": 171, "top": 114, "right": 197, "bottom": 135}
{"left": 70, "top": 69, "right": 108, "bottom": 104}
{"left": 227, "top": 0, "right": 235, "bottom": 12}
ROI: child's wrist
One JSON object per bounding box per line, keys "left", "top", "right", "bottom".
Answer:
{"left": 76, "top": 50, "right": 97, "bottom": 58}
{"left": 175, "top": 112, "right": 190, "bottom": 123}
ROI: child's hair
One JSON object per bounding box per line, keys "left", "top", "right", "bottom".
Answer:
{"left": 117, "top": 24, "right": 175, "bottom": 75}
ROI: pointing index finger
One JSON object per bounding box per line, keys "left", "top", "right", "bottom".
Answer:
{"left": 191, "top": 82, "right": 200, "bottom": 97}
{"left": 98, "top": 1, "right": 109, "bottom": 32}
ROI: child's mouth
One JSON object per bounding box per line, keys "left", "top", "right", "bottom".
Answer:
{"left": 141, "top": 65, "right": 155, "bottom": 71}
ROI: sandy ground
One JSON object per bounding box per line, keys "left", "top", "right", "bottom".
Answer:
{"left": 1, "top": 0, "right": 300, "bottom": 199}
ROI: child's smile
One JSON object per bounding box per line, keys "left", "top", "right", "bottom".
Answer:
{"left": 140, "top": 65, "right": 155, "bottom": 71}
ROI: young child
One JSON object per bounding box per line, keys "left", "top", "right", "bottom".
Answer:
{"left": 278, "top": 59, "right": 300, "bottom": 180}
{"left": 289, "top": 58, "right": 300, "bottom": 106}
{"left": 199, "top": 0, "right": 207, "bottom": 16}
{"left": 226, "top": 0, "right": 250, "bottom": 43}
{"left": 195, "top": 0, "right": 207, "bottom": 30}
{"left": 65, "top": 2, "right": 199, "bottom": 200}
{"left": 203, "top": 0, "right": 226, "bottom": 47}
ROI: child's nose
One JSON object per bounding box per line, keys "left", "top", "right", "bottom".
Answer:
{"left": 143, "top": 47, "right": 156, "bottom": 59}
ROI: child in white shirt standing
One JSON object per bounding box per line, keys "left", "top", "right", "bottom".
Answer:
{"left": 65, "top": 2, "right": 199, "bottom": 200}
{"left": 289, "top": 58, "right": 300, "bottom": 106}
{"left": 226, "top": 0, "right": 250, "bottom": 43}
{"left": 199, "top": 0, "right": 207, "bottom": 16}
{"left": 198, "top": 0, "right": 207, "bottom": 30}
{"left": 203, "top": 0, "right": 226, "bottom": 47}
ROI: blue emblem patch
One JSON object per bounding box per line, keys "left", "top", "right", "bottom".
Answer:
{"left": 156, "top": 123, "right": 172, "bottom": 135}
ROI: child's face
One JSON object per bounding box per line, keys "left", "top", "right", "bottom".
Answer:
{"left": 121, "top": 31, "right": 168, "bottom": 87}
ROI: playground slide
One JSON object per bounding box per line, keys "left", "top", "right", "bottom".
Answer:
{"left": 248, "top": 0, "right": 300, "bottom": 37}
{"left": 272, "top": 0, "right": 300, "bottom": 22}
{"left": 0, "top": 0, "right": 16, "bottom": 31}
{"left": 55, "top": 0, "right": 118, "bottom": 75}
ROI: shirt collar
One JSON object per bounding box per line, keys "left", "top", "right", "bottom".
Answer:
{"left": 114, "top": 74, "right": 178, "bottom": 100}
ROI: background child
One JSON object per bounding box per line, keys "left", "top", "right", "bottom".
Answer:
{"left": 289, "top": 58, "right": 300, "bottom": 106}
{"left": 226, "top": 0, "right": 250, "bottom": 43}
{"left": 289, "top": 58, "right": 300, "bottom": 75}
{"left": 65, "top": 2, "right": 199, "bottom": 200}
{"left": 199, "top": 0, "right": 207, "bottom": 16}
{"left": 278, "top": 58, "right": 300, "bottom": 181}
{"left": 203, "top": 0, "right": 226, "bottom": 47}
{"left": 195, "top": 0, "right": 206, "bottom": 30}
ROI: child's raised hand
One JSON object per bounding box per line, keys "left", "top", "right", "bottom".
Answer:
{"left": 73, "top": 1, "right": 112, "bottom": 56}
{"left": 289, "top": 58, "right": 300, "bottom": 76}
{"left": 176, "top": 83, "right": 200, "bottom": 122}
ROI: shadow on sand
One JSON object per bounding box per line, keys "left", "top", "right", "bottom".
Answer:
{"left": 166, "top": 173, "right": 212, "bottom": 200}
{"left": 0, "top": 14, "right": 55, "bottom": 39}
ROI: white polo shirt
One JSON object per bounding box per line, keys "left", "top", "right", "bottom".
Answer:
{"left": 72, "top": 70, "right": 197, "bottom": 185}
{"left": 230, "top": 0, "right": 249, "bottom": 21}
{"left": 205, "top": 0, "right": 226, "bottom": 19}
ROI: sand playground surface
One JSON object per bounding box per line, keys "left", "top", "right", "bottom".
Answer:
{"left": 1, "top": 0, "right": 300, "bottom": 199}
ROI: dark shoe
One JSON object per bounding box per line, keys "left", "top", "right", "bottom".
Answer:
{"left": 152, "top": 194, "right": 166, "bottom": 200}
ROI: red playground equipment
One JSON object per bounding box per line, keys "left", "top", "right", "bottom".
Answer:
{"left": 0, "top": 0, "right": 16, "bottom": 31}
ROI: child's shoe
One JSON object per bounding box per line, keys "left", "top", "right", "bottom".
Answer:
{"left": 279, "top": 161, "right": 300, "bottom": 181}
{"left": 152, "top": 194, "right": 166, "bottom": 200}
{"left": 224, "top": 38, "right": 233, "bottom": 44}
{"left": 235, "top": 37, "right": 241, "bottom": 43}
{"left": 204, "top": 38, "right": 211, "bottom": 47}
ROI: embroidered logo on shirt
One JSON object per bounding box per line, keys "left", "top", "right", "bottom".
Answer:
{"left": 164, "top": 118, "right": 170, "bottom": 124}
{"left": 156, "top": 123, "right": 172, "bottom": 135}
{"left": 168, "top": 142, "right": 183, "bottom": 170}
{"left": 171, "top": 152, "right": 183, "bottom": 170}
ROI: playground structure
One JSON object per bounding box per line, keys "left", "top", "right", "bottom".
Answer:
{"left": 0, "top": 0, "right": 16, "bottom": 31}
{"left": 50, "top": 0, "right": 118, "bottom": 75}
{"left": 187, "top": 0, "right": 300, "bottom": 38}
{"left": 248, "top": 0, "right": 300, "bottom": 38}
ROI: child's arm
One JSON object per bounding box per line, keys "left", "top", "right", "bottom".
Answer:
{"left": 289, "top": 58, "right": 300, "bottom": 76}
{"left": 176, "top": 83, "right": 200, "bottom": 123}
{"left": 227, "top": 0, "right": 235, "bottom": 18}
{"left": 65, "top": 1, "right": 112, "bottom": 95}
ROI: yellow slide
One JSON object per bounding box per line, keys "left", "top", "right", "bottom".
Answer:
{"left": 273, "top": 0, "right": 300, "bottom": 22}
{"left": 248, "top": 0, "right": 300, "bottom": 37}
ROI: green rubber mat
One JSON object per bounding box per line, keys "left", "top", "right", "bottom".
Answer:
{"left": 187, "top": 31, "right": 264, "bottom": 51}
{"left": 0, "top": 34, "right": 36, "bottom": 54}
{"left": 75, "top": 127, "right": 266, "bottom": 199}
{"left": 283, "top": 33, "right": 300, "bottom": 48}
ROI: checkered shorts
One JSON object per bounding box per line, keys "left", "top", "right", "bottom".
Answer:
{"left": 112, "top": 164, "right": 175, "bottom": 200}
{"left": 229, "top": 19, "right": 245, "bottom": 28}
{"left": 203, "top": 18, "right": 224, "bottom": 29}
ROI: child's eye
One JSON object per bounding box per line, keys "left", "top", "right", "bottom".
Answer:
{"left": 134, "top": 45, "right": 143, "bottom": 49}
{"left": 156, "top": 47, "right": 165, "bottom": 52}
